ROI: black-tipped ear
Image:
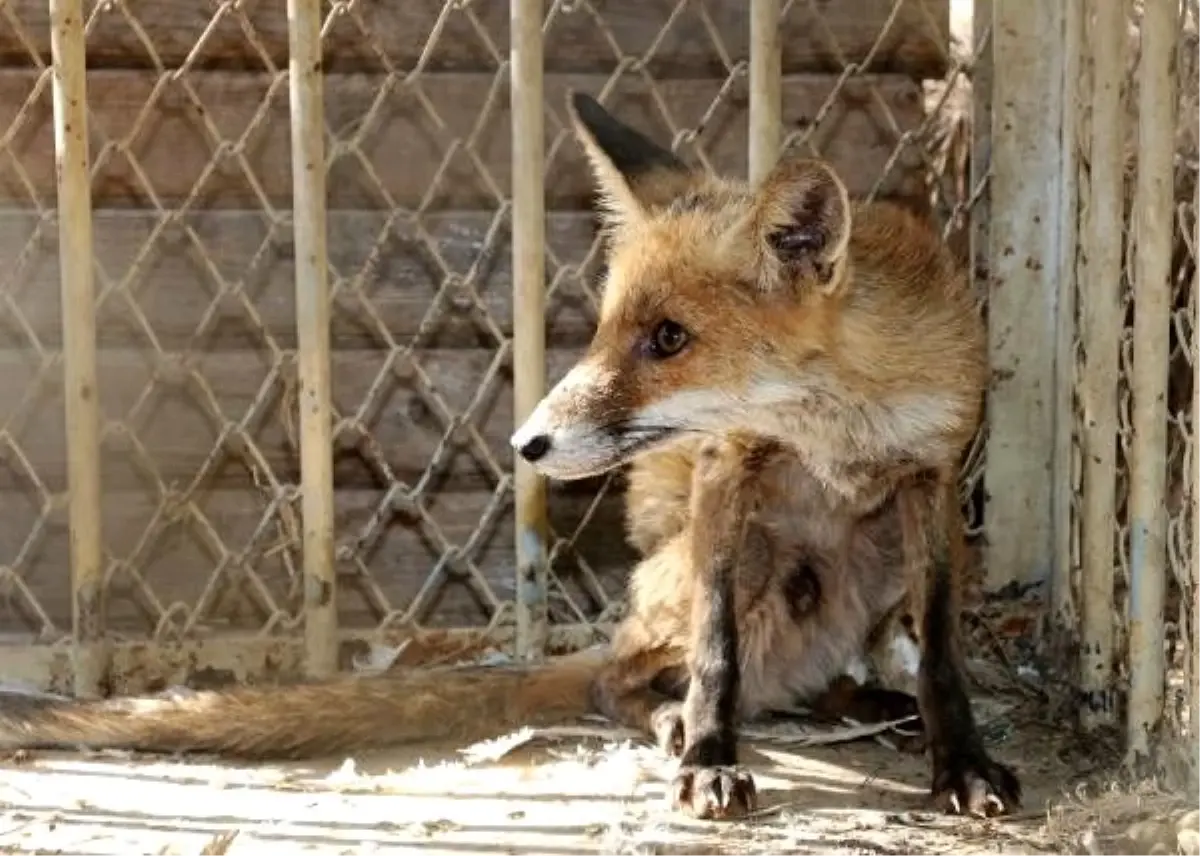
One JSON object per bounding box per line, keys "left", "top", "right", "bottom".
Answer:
{"left": 570, "top": 92, "right": 688, "bottom": 181}
{"left": 568, "top": 91, "right": 696, "bottom": 232}
{"left": 752, "top": 158, "right": 851, "bottom": 295}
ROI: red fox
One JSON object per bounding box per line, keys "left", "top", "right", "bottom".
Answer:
{"left": 511, "top": 92, "right": 1019, "bottom": 819}
{"left": 0, "top": 93, "right": 1017, "bottom": 823}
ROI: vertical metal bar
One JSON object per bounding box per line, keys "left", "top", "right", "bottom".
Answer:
{"left": 1078, "top": 0, "right": 1129, "bottom": 732}
{"left": 748, "top": 0, "right": 780, "bottom": 184}
{"left": 985, "top": 0, "right": 1066, "bottom": 591}
{"left": 50, "top": 0, "right": 106, "bottom": 698}
{"left": 1125, "top": 0, "right": 1176, "bottom": 763}
{"left": 511, "top": 0, "right": 547, "bottom": 661}
{"left": 287, "top": 0, "right": 336, "bottom": 678}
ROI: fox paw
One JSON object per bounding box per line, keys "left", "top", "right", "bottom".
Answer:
{"left": 651, "top": 702, "right": 685, "bottom": 757}
{"left": 932, "top": 750, "right": 1021, "bottom": 818}
{"left": 671, "top": 764, "right": 758, "bottom": 821}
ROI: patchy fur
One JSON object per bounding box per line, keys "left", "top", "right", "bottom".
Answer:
{"left": 516, "top": 92, "right": 1017, "bottom": 820}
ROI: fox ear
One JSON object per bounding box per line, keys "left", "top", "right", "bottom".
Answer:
{"left": 568, "top": 91, "right": 696, "bottom": 233}
{"left": 751, "top": 158, "right": 851, "bottom": 296}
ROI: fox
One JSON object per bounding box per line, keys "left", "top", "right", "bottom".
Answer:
{"left": 510, "top": 92, "right": 1020, "bottom": 819}
{"left": 0, "top": 93, "right": 1018, "bottom": 823}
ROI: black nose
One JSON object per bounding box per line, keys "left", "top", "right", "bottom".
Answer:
{"left": 518, "top": 434, "right": 551, "bottom": 463}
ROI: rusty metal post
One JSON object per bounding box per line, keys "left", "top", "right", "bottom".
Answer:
{"left": 511, "top": 0, "right": 548, "bottom": 661}
{"left": 50, "top": 0, "right": 106, "bottom": 698}
{"left": 287, "top": 0, "right": 337, "bottom": 678}
{"left": 1125, "top": 0, "right": 1176, "bottom": 764}
{"left": 748, "top": 0, "right": 781, "bottom": 184}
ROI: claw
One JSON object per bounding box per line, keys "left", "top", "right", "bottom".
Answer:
{"left": 671, "top": 765, "right": 757, "bottom": 821}
{"left": 985, "top": 793, "right": 1005, "bottom": 817}
{"left": 931, "top": 752, "right": 1021, "bottom": 819}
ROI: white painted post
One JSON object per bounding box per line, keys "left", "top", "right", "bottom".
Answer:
{"left": 984, "top": 0, "right": 1068, "bottom": 593}
{"left": 1126, "top": 0, "right": 1177, "bottom": 762}
{"left": 1077, "top": 0, "right": 1130, "bottom": 732}
{"left": 512, "top": 0, "right": 548, "bottom": 661}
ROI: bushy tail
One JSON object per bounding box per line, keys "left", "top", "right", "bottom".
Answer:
{"left": 0, "top": 648, "right": 607, "bottom": 760}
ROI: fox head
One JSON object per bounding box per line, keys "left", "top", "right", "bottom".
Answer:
{"left": 511, "top": 93, "right": 981, "bottom": 482}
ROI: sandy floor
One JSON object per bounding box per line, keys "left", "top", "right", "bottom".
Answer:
{"left": 0, "top": 702, "right": 1141, "bottom": 856}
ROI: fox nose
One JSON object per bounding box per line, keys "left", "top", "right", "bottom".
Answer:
{"left": 517, "top": 434, "right": 552, "bottom": 463}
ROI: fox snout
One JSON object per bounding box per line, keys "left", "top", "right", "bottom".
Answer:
{"left": 510, "top": 362, "right": 636, "bottom": 482}
{"left": 511, "top": 419, "right": 552, "bottom": 466}
{"left": 510, "top": 368, "right": 593, "bottom": 481}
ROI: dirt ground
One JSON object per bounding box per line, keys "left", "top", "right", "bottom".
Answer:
{"left": 1, "top": 602, "right": 1196, "bottom": 855}
{"left": 1, "top": 685, "right": 1194, "bottom": 856}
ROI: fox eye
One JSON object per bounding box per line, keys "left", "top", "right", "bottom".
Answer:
{"left": 648, "top": 319, "right": 690, "bottom": 359}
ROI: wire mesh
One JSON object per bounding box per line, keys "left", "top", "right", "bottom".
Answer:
{"left": 0, "top": 0, "right": 990, "bottom": 685}
{"left": 0, "top": 0, "right": 63, "bottom": 652}
{"left": 82, "top": 2, "right": 303, "bottom": 649}
{"left": 1132, "top": 0, "right": 1196, "bottom": 740}
{"left": 1067, "top": 0, "right": 1197, "bottom": 741}
{"left": 0, "top": 0, "right": 309, "bottom": 682}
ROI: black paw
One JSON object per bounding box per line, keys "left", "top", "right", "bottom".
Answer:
{"left": 931, "top": 749, "right": 1021, "bottom": 817}
{"left": 838, "top": 685, "right": 923, "bottom": 726}
{"left": 870, "top": 689, "right": 925, "bottom": 754}
{"left": 650, "top": 701, "right": 685, "bottom": 757}
{"left": 875, "top": 688, "right": 922, "bottom": 722}
{"left": 671, "top": 764, "right": 758, "bottom": 820}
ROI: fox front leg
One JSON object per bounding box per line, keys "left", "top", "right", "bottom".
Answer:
{"left": 900, "top": 477, "right": 1022, "bottom": 818}
{"left": 666, "top": 436, "right": 771, "bottom": 821}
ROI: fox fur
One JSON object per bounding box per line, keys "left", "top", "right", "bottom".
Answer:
{"left": 0, "top": 92, "right": 1018, "bottom": 823}
{"left": 511, "top": 92, "right": 1019, "bottom": 820}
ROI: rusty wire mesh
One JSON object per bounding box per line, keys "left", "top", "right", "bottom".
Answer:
{"left": 0, "top": 0, "right": 308, "bottom": 682}
{"left": 0, "top": 1, "right": 61, "bottom": 649}
{"left": 1066, "top": 0, "right": 1197, "bottom": 739}
{"left": 0, "top": 0, "right": 999, "bottom": 691}
{"left": 79, "top": 2, "right": 302, "bottom": 649}
{"left": 315, "top": 1, "right": 516, "bottom": 649}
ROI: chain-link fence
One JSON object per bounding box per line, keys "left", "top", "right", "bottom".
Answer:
{"left": 0, "top": 0, "right": 1192, "bottom": 765}
{"left": 1060, "top": 0, "right": 1198, "bottom": 757}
